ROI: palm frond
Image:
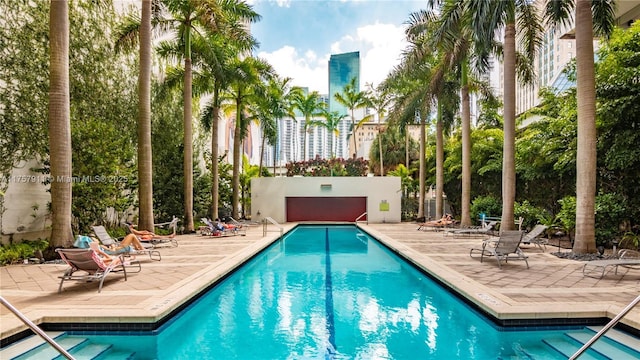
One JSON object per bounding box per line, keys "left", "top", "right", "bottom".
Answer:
{"left": 544, "top": 0, "right": 574, "bottom": 29}
{"left": 113, "top": 11, "right": 141, "bottom": 53}
{"left": 591, "top": 0, "right": 616, "bottom": 38}
{"left": 516, "top": 0, "right": 544, "bottom": 61}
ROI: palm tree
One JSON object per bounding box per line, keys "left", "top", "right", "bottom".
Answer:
{"left": 246, "top": 76, "right": 294, "bottom": 176}
{"left": 223, "top": 56, "right": 273, "bottom": 219}
{"left": 468, "top": 0, "right": 542, "bottom": 230}
{"left": 192, "top": 31, "right": 251, "bottom": 221}
{"left": 544, "top": 0, "right": 615, "bottom": 253}
{"left": 365, "top": 83, "right": 391, "bottom": 176}
{"left": 401, "top": 11, "right": 461, "bottom": 220}
{"left": 48, "top": 0, "right": 73, "bottom": 247}
{"left": 319, "top": 108, "right": 347, "bottom": 158}
{"left": 261, "top": 76, "right": 299, "bottom": 175}
{"left": 333, "top": 77, "right": 369, "bottom": 158}
{"left": 136, "top": 0, "right": 154, "bottom": 230}
{"left": 291, "top": 90, "right": 324, "bottom": 161}
{"left": 415, "top": 1, "right": 489, "bottom": 226}
{"left": 381, "top": 57, "right": 435, "bottom": 219}
{"left": 119, "top": 0, "right": 260, "bottom": 232}
{"left": 388, "top": 164, "right": 417, "bottom": 201}
{"left": 374, "top": 124, "right": 416, "bottom": 173}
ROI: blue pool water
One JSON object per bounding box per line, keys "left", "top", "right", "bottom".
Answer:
{"left": 49, "top": 225, "right": 639, "bottom": 359}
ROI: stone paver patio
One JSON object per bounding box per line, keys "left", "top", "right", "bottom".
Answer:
{"left": 1, "top": 222, "right": 639, "bottom": 345}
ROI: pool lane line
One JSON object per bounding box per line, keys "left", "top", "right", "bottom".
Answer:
{"left": 325, "top": 227, "right": 337, "bottom": 357}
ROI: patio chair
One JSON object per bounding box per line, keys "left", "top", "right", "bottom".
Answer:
{"left": 417, "top": 214, "right": 456, "bottom": 231}
{"left": 582, "top": 249, "right": 640, "bottom": 278}
{"left": 445, "top": 221, "right": 497, "bottom": 238}
{"left": 92, "top": 225, "right": 161, "bottom": 261}
{"left": 521, "top": 224, "right": 549, "bottom": 251}
{"left": 56, "top": 247, "right": 136, "bottom": 293}
{"left": 200, "top": 218, "right": 245, "bottom": 237}
{"left": 228, "top": 216, "right": 259, "bottom": 227}
{"left": 469, "top": 230, "right": 529, "bottom": 269}
{"left": 125, "top": 218, "right": 179, "bottom": 248}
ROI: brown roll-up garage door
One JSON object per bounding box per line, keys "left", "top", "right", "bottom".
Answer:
{"left": 286, "top": 197, "right": 367, "bottom": 222}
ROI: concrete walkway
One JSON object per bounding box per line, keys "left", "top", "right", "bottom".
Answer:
{"left": 1, "top": 222, "right": 639, "bottom": 344}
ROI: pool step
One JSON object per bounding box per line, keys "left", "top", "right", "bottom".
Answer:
{"left": 542, "top": 327, "right": 640, "bottom": 360}
{"left": 0, "top": 332, "right": 63, "bottom": 359}
{"left": 1, "top": 333, "right": 135, "bottom": 360}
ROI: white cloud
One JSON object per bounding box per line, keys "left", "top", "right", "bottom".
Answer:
{"left": 357, "top": 23, "right": 408, "bottom": 87}
{"left": 257, "top": 46, "right": 329, "bottom": 93}
{"left": 258, "top": 22, "right": 407, "bottom": 94}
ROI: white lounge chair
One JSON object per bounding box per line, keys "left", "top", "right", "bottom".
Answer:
{"left": 582, "top": 249, "right": 640, "bottom": 278}
{"left": 200, "top": 218, "right": 245, "bottom": 237}
{"left": 92, "top": 225, "right": 161, "bottom": 261}
{"left": 470, "top": 230, "right": 529, "bottom": 269}
{"left": 521, "top": 224, "right": 549, "bottom": 251}
{"left": 445, "top": 221, "right": 497, "bottom": 238}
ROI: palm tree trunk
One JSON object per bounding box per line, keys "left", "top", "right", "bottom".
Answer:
{"left": 405, "top": 125, "right": 410, "bottom": 166}
{"left": 351, "top": 110, "right": 358, "bottom": 158}
{"left": 302, "top": 123, "right": 307, "bottom": 161}
{"left": 259, "top": 133, "right": 265, "bottom": 176}
{"left": 378, "top": 125, "right": 384, "bottom": 176}
{"left": 183, "top": 57, "right": 194, "bottom": 232}
{"left": 418, "top": 110, "right": 426, "bottom": 218}
{"left": 137, "top": 0, "right": 154, "bottom": 231}
{"left": 273, "top": 141, "right": 277, "bottom": 176}
{"left": 436, "top": 101, "right": 444, "bottom": 219}
{"left": 573, "top": 0, "right": 597, "bottom": 254}
{"left": 501, "top": 22, "right": 517, "bottom": 230}
{"left": 232, "top": 102, "right": 242, "bottom": 219}
{"left": 460, "top": 62, "right": 472, "bottom": 227}
{"left": 211, "top": 98, "right": 220, "bottom": 220}
{"left": 48, "top": 0, "right": 73, "bottom": 247}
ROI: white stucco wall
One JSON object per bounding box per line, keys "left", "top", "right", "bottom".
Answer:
{"left": 251, "top": 177, "right": 401, "bottom": 224}
{"left": 1, "top": 159, "right": 51, "bottom": 244}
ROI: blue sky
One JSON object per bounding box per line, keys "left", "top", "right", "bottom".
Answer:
{"left": 250, "top": 0, "right": 424, "bottom": 94}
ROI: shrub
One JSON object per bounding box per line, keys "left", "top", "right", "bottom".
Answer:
{"left": 0, "top": 239, "right": 48, "bottom": 265}
{"left": 515, "top": 200, "right": 551, "bottom": 230}
{"left": 595, "top": 192, "right": 627, "bottom": 247}
{"left": 556, "top": 196, "right": 576, "bottom": 241}
{"left": 470, "top": 195, "right": 501, "bottom": 222}
{"left": 286, "top": 158, "right": 369, "bottom": 177}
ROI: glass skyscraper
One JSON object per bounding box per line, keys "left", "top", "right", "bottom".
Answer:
{"left": 328, "top": 51, "right": 360, "bottom": 158}
{"left": 328, "top": 51, "right": 360, "bottom": 115}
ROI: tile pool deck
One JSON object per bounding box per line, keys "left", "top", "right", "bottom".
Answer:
{"left": 1, "top": 222, "right": 640, "bottom": 344}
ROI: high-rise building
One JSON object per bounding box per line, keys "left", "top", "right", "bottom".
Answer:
{"left": 329, "top": 52, "right": 361, "bottom": 158}
{"left": 511, "top": 0, "right": 640, "bottom": 117}
{"left": 328, "top": 51, "right": 360, "bottom": 114}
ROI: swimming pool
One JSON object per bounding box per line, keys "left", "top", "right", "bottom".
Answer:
{"left": 20, "top": 225, "right": 640, "bottom": 359}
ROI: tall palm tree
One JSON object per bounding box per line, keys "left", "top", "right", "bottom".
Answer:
{"left": 333, "top": 77, "right": 369, "bottom": 158}
{"left": 291, "top": 90, "right": 324, "bottom": 161}
{"left": 430, "top": 78, "right": 460, "bottom": 220}
{"left": 382, "top": 57, "right": 435, "bottom": 219}
{"left": 119, "top": 0, "right": 260, "bottom": 231}
{"left": 402, "top": 11, "right": 461, "bottom": 220}
{"left": 191, "top": 30, "right": 253, "bottom": 221}
{"left": 48, "top": 0, "right": 73, "bottom": 247}
{"left": 136, "top": 0, "right": 154, "bottom": 230}
{"left": 223, "top": 56, "right": 273, "bottom": 219}
{"left": 365, "top": 83, "right": 391, "bottom": 176}
{"left": 544, "top": 0, "right": 615, "bottom": 253}
{"left": 469, "top": 0, "right": 542, "bottom": 230}
{"left": 415, "top": 0, "right": 490, "bottom": 226}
